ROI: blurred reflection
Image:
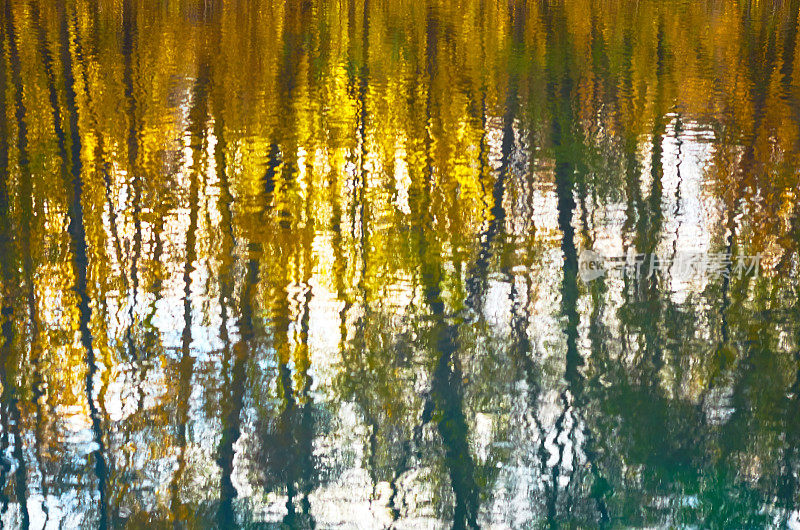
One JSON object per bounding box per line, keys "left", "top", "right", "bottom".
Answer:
{"left": 1, "top": 0, "right": 800, "bottom": 526}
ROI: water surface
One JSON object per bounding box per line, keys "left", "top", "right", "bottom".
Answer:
{"left": 1, "top": 0, "right": 800, "bottom": 527}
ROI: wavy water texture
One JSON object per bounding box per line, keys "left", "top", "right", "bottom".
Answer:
{"left": 0, "top": 0, "right": 799, "bottom": 527}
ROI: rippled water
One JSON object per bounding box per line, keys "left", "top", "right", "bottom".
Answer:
{"left": 1, "top": 0, "right": 800, "bottom": 527}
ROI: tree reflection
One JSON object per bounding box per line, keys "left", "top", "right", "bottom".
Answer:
{"left": 0, "top": 0, "right": 798, "bottom": 526}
